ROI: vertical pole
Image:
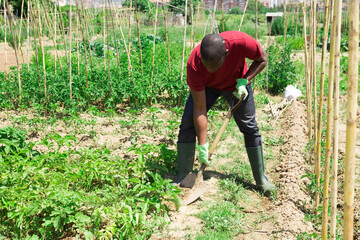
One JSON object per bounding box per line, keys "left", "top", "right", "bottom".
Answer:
{"left": 27, "top": 0, "right": 30, "bottom": 70}
{"left": 318, "top": 0, "right": 331, "bottom": 237}
{"left": 81, "top": 0, "right": 93, "bottom": 66}
{"left": 128, "top": 0, "right": 132, "bottom": 57}
{"left": 303, "top": 0, "right": 311, "bottom": 143}
{"left": 103, "top": 0, "right": 106, "bottom": 66}
{"left": 283, "top": 0, "right": 287, "bottom": 45}
{"left": 107, "top": 0, "right": 122, "bottom": 77}
{"left": 295, "top": 4, "right": 299, "bottom": 38}
{"left": 190, "top": 0, "right": 194, "bottom": 48}
{"left": 54, "top": 0, "right": 57, "bottom": 74}
{"left": 36, "top": 0, "right": 47, "bottom": 100}
{"left": 134, "top": 0, "right": 143, "bottom": 73}
{"left": 76, "top": 8, "right": 80, "bottom": 73}
{"left": 58, "top": 3, "right": 69, "bottom": 64}
{"left": 105, "top": 0, "right": 111, "bottom": 97}
{"left": 69, "top": 1, "right": 72, "bottom": 99}
{"left": 180, "top": 0, "right": 188, "bottom": 83}
{"left": 255, "top": 0, "right": 258, "bottom": 39}
{"left": 150, "top": 0, "right": 159, "bottom": 99}
{"left": 221, "top": 0, "right": 225, "bottom": 32}
{"left": 29, "top": 2, "right": 41, "bottom": 86}
{"left": 161, "top": 0, "right": 171, "bottom": 75}
{"left": 343, "top": 0, "right": 358, "bottom": 237}
{"left": 4, "top": 1, "right": 7, "bottom": 80}
{"left": 238, "top": 0, "right": 249, "bottom": 31}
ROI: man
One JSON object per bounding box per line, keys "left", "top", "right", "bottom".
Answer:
{"left": 174, "top": 31, "right": 276, "bottom": 195}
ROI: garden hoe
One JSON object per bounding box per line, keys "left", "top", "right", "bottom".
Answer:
{"left": 182, "top": 94, "right": 246, "bottom": 205}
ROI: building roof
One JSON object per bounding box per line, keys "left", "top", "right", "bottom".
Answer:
{"left": 265, "top": 12, "right": 283, "bottom": 17}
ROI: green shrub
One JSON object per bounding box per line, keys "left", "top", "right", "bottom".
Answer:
{"left": 270, "top": 17, "right": 284, "bottom": 35}
{"left": 228, "top": 6, "right": 241, "bottom": 15}
{"left": 256, "top": 43, "right": 297, "bottom": 94}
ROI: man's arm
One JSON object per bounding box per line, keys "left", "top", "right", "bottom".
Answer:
{"left": 190, "top": 89, "right": 207, "bottom": 145}
{"left": 243, "top": 46, "right": 268, "bottom": 81}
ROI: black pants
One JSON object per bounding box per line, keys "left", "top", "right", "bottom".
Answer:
{"left": 178, "top": 84, "right": 262, "bottom": 148}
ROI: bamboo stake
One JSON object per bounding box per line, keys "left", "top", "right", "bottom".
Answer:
{"left": 128, "top": 0, "right": 132, "bottom": 57}
{"left": 303, "top": 0, "right": 311, "bottom": 143}
{"left": 75, "top": 0, "right": 89, "bottom": 87}
{"left": 134, "top": 0, "right": 143, "bottom": 73}
{"left": 283, "top": 0, "right": 287, "bottom": 45}
{"left": 312, "top": 0, "right": 320, "bottom": 211}
{"left": 41, "top": 1, "right": 63, "bottom": 71}
{"left": 150, "top": 0, "right": 159, "bottom": 98}
{"left": 107, "top": 0, "right": 122, "bottom": 77}
{"left": 295, "top": 4, "right": 299, "bottom": 38}
{"left": 343, "top": 0, "right": 358, "bottom": 237}
{"left": 103, "top": 0, "right": 106, "bottom": 66}
{"left": 58, "top": 3, "right": 69, "bottom": 64}
{"left": 69, "top": 1, "right": 72, "bottom": 99}
{"left": 180, "top": 0, "right": 188, "bottom": 83}
{"left": 36, "top": 0, "right": 47, "bottom": 100}
{"left": 80, "top": 0, "right": 93, "bottom": 66}
{"left": 105, "top": 0, "right": 111, "bottom": 97}
{"left": 110, "top": 0, "right": 134, "bottom": 86}
{"left": 27, "top": 0, "right": 30, "bottom": 70}
{"left": 210, "top": 0, "right": 217, "bottom": 33}
{"left": 161, "top": 0, "right": 171, "bottom": 75}
{"left": 190, "top": 0, "right": 194, "bottom": 48}
{"left": 4, "top": 2, "right": 7, "bottom": 79}
{"left": 255, "top": 0, "right": 258, "bottom": 39}
{"left": 221, "top": 0, "right": 225, "bottom": 32}
{"left": 17, "top": 0, "right": 25, "bottom": 63}
{"left": 5, "top": 0, "right": 21, "bottom": 99}
{"left": 54, "top": 0, "right": 57, "bottom": 74}
{"left": 29, "top": 2, "right": 41, "bottom": 86}
{"left": 318, "top": 0, "right": 331, "bottom": 237}
{"left": 238, "top": 0, "right": 249, "bottom": 31}
{"left": 76, "top": 9, "right": 80, "bottom": 73}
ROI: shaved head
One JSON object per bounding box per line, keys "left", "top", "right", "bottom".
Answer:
{"left": 200, "top": 34, "right": 226, "bottom": 62}
{"left": 200, "top": 34, "right": 228, "bottom": 73}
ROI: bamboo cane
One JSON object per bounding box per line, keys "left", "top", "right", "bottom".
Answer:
{"left": 312, "top": 0, "right": 320, "bottom": 211}
{"left": 75, "top": 0, "right": 89, "bottom": 87}
{"left": 27, "top": 0, "right": 30, "bottom": 70}
{"left": 54, "top": 0, "right": 57, "bottom": 74}
{"left": 69, "top": 1, "right": 72, "bottom": 100}
{"left": 80, "top": 0, "right": 93, "bottom": 66}
{"left": 36, "top": 0, "right": 47, "bottom": 100}
{"left": 161, "top": 0, "right": 171, "bottom": 75}
{"left": 134, "top": 0, "right": 143, "bottom": 73}
{"left": 210, "top": 0, "right": 217, "bottom": 33}
{"left": 343, "top": 0, "right": 358, "bottom": 237}
{"left": 318, "top": 0, "right": 331, "bottom": 237}
{"left": 255, "top": 0, "right": 258, "bottom": 40}
{"left": 221, "top": 0, "right": 224, "bottom": 32}
{"left": 4, "top": 1, "right": 7, "bottom": 80}
{"left": 128, "top": 0, "right": 132, "bottom": 57}
{"left": 295, "top": 4, "right": 299, "bottom": 38}
{"left": 57, "top": 3, "right": 69, "bottom": 64}
{"left": 150, "top": 0, "right": 159, "bottom": 98}
{"left": 283, "top": 0, "right": 287, "bottom": 45}
{"left": 76, "top": 9, "right": 80, "bottom": 73}
{"left": 303, "top": 0, "right": 311, "bottom": 143}
{"left": 238, "top": 0, "right": 249, "bottom": 31}
{"left": 105, "top": 0, "right": 111, "bottom": 97}
{"left": 29, "top": 2, "right": 41, "bottom": 86}
{"left": 107, "top": 0, "right": 122, "bottom": 77}
{"left": 41, "top": 1, "right": 63, "bottom": 71}
{"left": 17, "top": 0, "right": 25, "bottom": 63}
{"left": 190, "top": 0, "right": 194, "bottom": 48}
{"left": 180, "top": 0, "right": 188, "bottom": 83}
{"left": 103, "top": 0, "right": 106, "bottom": 67}
{"left": 110, "top": 0, "right": 134, "bottom": 86}
{"left": 5, "top": 0, "right": 22, "bottom": 99}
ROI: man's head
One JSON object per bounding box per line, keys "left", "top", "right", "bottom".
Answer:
{"left": 200, "top": 34, "right": 229, "bottom": 73}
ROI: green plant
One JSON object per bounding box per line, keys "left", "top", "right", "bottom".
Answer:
{"left": 257, "top": 43, "right": 297, "bottom": 94}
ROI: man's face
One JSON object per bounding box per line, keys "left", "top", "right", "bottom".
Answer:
{"left": 201, "top": 51, "right": 228, "bottom": 73}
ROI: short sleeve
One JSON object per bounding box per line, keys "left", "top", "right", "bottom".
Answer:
{"left": 244, "top": 36, "right": 262, "bottom": 60}
{"left": 186, "top": 62, "right": 205, "bottom": 91}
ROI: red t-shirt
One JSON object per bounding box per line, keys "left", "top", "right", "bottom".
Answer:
{"left": 186, "top": 31, "right": 262, "bottom": 92}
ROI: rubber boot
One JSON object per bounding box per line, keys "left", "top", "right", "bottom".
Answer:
{"left": 173, "top": 142, "right": 196, "bottom": 184}
{"left": 246, "top": 145, "right": 276, "bottom": 196}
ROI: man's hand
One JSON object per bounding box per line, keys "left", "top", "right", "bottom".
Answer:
{"left": 198, "top": 142, "right": 210, "bottom": 165}
{"left": 233, "top": 78, "right": 248, "bottom": 99}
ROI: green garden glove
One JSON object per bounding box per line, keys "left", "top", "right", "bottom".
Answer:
{"left": 198, "top": 142, "right": 210, "bottom": 166}
{"left": 233, "top": 78, "right": 248, "bottom": 100}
